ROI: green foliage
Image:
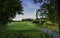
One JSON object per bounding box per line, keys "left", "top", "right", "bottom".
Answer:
{"left": 32, "top": 20, "right": 40, "bottom": 24}
{"left": 42, "top": 0, "right": 57, "bottom": 23}
{"left": 0, "top": 0, "right": 23, "bottom": 26}
{"left": 33, "top": 0, "right": 57, "bottom": 24}
{"left": 36, "top": 8, "right": 48, "bottom": 20}
{"left": 22, "top": 18, "right": 34, "bottom": 22}
{"left": 40, "top": 20, "right": 46, "bottom": 25}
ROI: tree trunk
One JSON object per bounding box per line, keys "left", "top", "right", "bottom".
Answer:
{"left": 55, "top": 0, "right": 60, "bottom": 35}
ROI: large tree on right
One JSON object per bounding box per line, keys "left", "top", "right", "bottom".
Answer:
{"left": 34, "top": 0, "right": 57, "bottom": 25}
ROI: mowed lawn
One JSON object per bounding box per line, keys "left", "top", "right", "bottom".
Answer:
{"left": 7, "top": 21, "right": 38, "bottom": 30}
{"left": 7, "top": 21, "right": 59, "bottom": 34}
{"left": 1, "top": 22, "right": 52, "bottom": 38}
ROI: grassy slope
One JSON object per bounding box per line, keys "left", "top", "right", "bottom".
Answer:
{"left": 7, "top": 21, "right": 38, "bottom": 30}
{"left": 7, "top": 21, "right": 59, "bottom": 34}
{"left": 4, "top": 21, "right": 53, "bottom": 38}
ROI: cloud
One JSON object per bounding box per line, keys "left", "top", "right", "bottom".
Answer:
{"left": 13, "top": 0, "right": 43, "bottom": 21}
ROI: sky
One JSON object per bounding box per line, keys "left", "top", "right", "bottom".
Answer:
{"left": 13, "top": 0, "right": 44, "bottom": 21}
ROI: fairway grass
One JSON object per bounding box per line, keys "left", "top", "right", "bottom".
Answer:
{"left": 2, "top": 21, "right": 52, "bottom": 38}
{"left": 7, "top": 21, "right": 59, "bottom": 34}
{"left": 7, "top": 22, "right": 38, "bottom": 30}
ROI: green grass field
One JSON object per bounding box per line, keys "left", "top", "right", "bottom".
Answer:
{"left": 0, "top": 21, "right": 52, "bottom": 38}
{"left": 7, "top": 21, "right": 59, "bottom": 33}
{"left": 7, "top": 21, "right": 38, "bottom": 30}
{"left": 2, "top": 21, "right": 58, "bottom": 38}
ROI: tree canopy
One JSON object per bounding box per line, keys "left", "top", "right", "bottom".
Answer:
{"left": 33, "top": 0, "right": 57, "bottom": 23}
{"left": 0, "top": 0, "right": 23, "bottom": 26}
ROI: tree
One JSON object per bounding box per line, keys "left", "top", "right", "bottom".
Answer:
{"left": 36, "top": 8, "right": 48, "bottom": 20}
{"left": 22, "top": 18, "right": 34, "bottom": 22}
{"left": 43, "top": 0, "right": 57, "bottom": 22}
{"left": 36, "top": 9, "right": 40, "bottom": 19}
{"left": 33, "top": 0, "right": 60, "bottom": 34}
{"left": 0, "top": 0, "right": 23, "bottom": 26}
{"left": 33, "top": 0, "right": 57, "bottom": 25}
{"left": 55, "top": 0, "right": 60, "bottom": 33}
{"left": 36, "top": 8, "right": 48, "bottom": 25}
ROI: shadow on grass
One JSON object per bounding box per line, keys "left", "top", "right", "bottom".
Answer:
{"left": 0, "top": 28, "right": 53, "bottom": 38}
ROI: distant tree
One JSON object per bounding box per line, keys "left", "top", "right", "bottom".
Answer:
{"left": 32, "top": 20, "right": 40, "bottom": 24}
{"left": 22, "top": 18, "right": 34, "bottom": 22}
{"left": 36, "top": 8, "right": 48, "bottom": 20}
{"left": 0, "top": 0, "right": 23, "bottom": 26}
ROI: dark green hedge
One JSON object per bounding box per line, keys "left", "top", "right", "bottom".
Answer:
{"left": 32, "top": 20, "right": 40, "bottom": 24}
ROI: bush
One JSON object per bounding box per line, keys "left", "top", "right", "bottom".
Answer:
{"left": 45, "top": 21, "right": 52, "bottom": 26}
{"left": 32, "top": 20, "right": 40, "bottom": 24}
{"left": 40, "top": 20, "right": 46, "bottom": 25}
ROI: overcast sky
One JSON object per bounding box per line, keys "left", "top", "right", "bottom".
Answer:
{"left": 13, "top": 0, "right": 44, "bottom": 21}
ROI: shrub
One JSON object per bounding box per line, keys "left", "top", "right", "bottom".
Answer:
{"left": 40, "top": 21, "right": 46, "bottom": 25}
{"left": 22, "top": 18, "right": 34, "bottom": 22}
{"left": 32, "top": 20, "right": 40, "bottom": 24}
